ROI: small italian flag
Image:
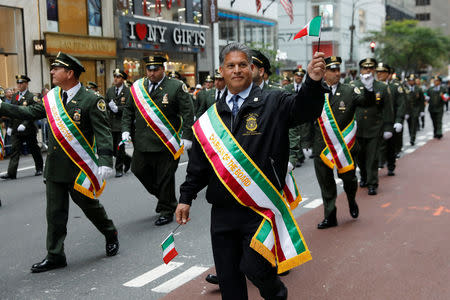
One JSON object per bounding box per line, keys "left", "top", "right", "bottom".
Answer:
{"left": 294, "top": 16, "right": 322, "bottom": 40}
{"left": 161, "top": 232, "right": 178, "bottom": 264}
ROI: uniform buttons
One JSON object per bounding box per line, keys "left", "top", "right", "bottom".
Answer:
{"left": 53, "top": 146, "right": 57, "bottom": 150}
{"left": 364, "top": 116, "right": 367, "bottom": 119}
{"left": 364, "top": 110, "right": 368, "bottom": 113}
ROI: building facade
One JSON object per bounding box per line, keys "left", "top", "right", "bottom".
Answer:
{"left": 414, "top": 0, "right": 450, "bottom": 36}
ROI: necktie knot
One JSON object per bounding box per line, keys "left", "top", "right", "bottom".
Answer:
{"left": 150, "top": 82, "right": 157, "bottom": 94}
{"left": 216, "top": 90, "right": 221, "bottom": 102}
{"left": 231, "top": 95, "right": 240, "bottom": 117}
{"left": 62, "top": 92, "right": 68, "bottom": 106}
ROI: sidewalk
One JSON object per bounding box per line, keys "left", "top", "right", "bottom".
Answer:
{"left": 163, "top": 134, "right": 450, "bottom": 299}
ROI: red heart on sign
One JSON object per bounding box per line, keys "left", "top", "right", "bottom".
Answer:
{"left": 135, "top": 23, "right": 147, "bottom": 40}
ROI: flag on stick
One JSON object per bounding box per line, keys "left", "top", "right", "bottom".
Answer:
{"left": 0, "top": 130, "right": 5, "bottom": 160}
{"left": 294, "top": 16, "right": 322, "bottom": 40}
{"left": 161, "top": 232, "right": 178, "bottom": 264}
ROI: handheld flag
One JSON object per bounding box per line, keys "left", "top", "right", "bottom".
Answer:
{"left": 294, "top": 16, "right": 322, "bottom": 40}
{"left": 441, "top": 93, "right": 449, "bottom": 102}
{"left": 0, "top": 130, "right": 5, "bottom": 160}
{"left": 161, "top": 232, "right": 178, "bottom": 264}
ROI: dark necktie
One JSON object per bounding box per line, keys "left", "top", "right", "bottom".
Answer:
{"left": 115, "top": 87, "right": 119, "bottom": 96}
{"left": 216, "top": 90, "right": 221, "bottom": 102}
{"left": 62, "top": 92, "right": 68, "bottom": 107}
{"left": 231, "top": 95, "right": 240, "bottom": 117}
{"left": 150, "top": 83, "right": 157, "bottom": 94}
{"left": 295, "top": 86, "right": 299, "bottom": 93}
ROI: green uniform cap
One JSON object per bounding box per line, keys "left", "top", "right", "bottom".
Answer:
{"left": 324, "top": 56, "right": 342, "bottom": 69}
{"left": 214, "top": 69, "right": 223, "bottom": 79}
{"left": 51, "top": 52, "right": 86, "bottom": 73}
{"left": 204, "top": 75, "right": 214, "bottom": 83}
{"left": 86, "top": 81, "right": 98, "bottom": 89}
{"left": 251, "top": 49, "right": 272, "bottom": 75}
{"left": 113, "top": 68, "right": 128, "bottom": 80}
{"left": 293, "top": 68, "right": 306, "bottom": 76}
{"left": 143, "top": 55, "right": 167, "bottom": 70}
{"left": 359, "top": 58, "right": 377, "bottom": 68}
{"left": 16, "top": 74, "right": 31, "bottom": 83}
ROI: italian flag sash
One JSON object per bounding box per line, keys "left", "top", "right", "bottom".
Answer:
{"left": 318, "top": 93, "right": 356, "bottom": 173}
{"left": 44, "top": 87, "right": 105, "bottom": 199}
{"left": 130, "top": 78, "right": 183, "bottom": 159}
{"left": 193, "top": 105, "right": 311, "bottom": 273}
{"left": 0, "top": 129, "right": 5, "bottom": 160}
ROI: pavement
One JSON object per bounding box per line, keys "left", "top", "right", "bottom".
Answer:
{"left": 163, "top": 128, "right": 450, "bottom": 299}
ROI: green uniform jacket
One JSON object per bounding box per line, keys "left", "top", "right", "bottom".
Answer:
{"left": 122, "top": 76, "right": 194, "bottom": 152}
{"left": 11, "top": 90, "right": 38, "bottom": 136}
{"left": 427, "top": 85, "right": 446, "bottom": 113}
{"left": 313, "top": 83, "right": 374, "bottom": 155}
{"left": 195, "top": 88, "right": 216, "bottom": 119}
{"left": 105, "top": 84, "right": 131, "bottom": 132}
{"left": 353, "top": 79, "right": 394, "bottom": 138}
{"left": 388, "top": 80, "right": 406, "bottom": 123}
{"left": 0, "top": 86, "right": 113, "bottom": 182}
{"left": 404, "top": 85, "right": 425, "bottom": 116}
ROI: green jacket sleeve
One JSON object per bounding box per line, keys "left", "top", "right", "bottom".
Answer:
{"left": 0, "top": 101, "right": 46, "bottom": 120}
{"left": 382, "top": 84, "right": 394, "bottom": 132}
{"left": 121, "top": 90, "right": 135, "bottom": 133}
{"left": 177, "top": 84, "right": 194, "bottom": 141}
{"left": 90, "top": 97, "right": 113, "bottom": 167}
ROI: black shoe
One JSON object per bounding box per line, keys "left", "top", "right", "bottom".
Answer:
{"left": 30, "top": 258, "right": 67, "bottom": 273}
{"left": 410, "top": 141, "right": 415, "bottom": 146}
{"left": 395, "top": 153, "right": 401, "bottom": 159}
{"left": 155, "top": 215, "right": 173, "bottom": 226}
{"left": 317, "top": 218, "right": 337, "bottom": 229}
{"left": 35, "top": 170, "right": 43, "bottom": 176}
{"left": 359, "top": 180, "right": 367, "bottom": 188}
{"left": 115, "top": 171, "right": 123, "bottom": 178}
{"left": 279, "top": 270, "right": 290, "bottom": 276}
{"left": 368, "top": 187, "right": 377, "bottom": 195}
{"left": 205, "top": 274, "right": 219, "bottom": 285}
{"left": 1, "top": 174, "right": 16, "bottom": 180}
{"left": 124, "top": 157, "right": 131, "bottom": 173}
{"left": 387, "top": 170, "right": 395, "bottom": 176}
{"left": 105, "top": 231, "right": 119, "bottom": 256}
{"left": 436, "top": 134, "right": 443, "bottom": 139}
{"left": 378, "top": 163, "right": 384, "bottom": 169}
{"left": 349, "top": 202, "right": 359, "bottom": 219}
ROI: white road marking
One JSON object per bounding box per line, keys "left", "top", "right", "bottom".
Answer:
{"left": 151, "top": 266, "right": 209, "bottom": 293}
{"left": 416, "top": 141, "right": 426, "bottom": 146}
{"left": 123, "top": 262, "right": 184, "bottom": 288}
{"left": 303, "top": 198, "right": 323, "bottom": 208}
{"left": 404, "top": 148, "right": 415, "bottom": 154}
{"left": 335, "top": 178, "right": 342, "bottom": 184}
{"left": 179, "top": 161, "right": 188, "bottom": 166}
{"left": 417, "top": 136, "right": 426, "bottom": 140}
{"left": 0, "top": 165, "right": 35, "bottom": 176}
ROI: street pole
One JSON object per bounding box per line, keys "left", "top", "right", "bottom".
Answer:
{"left": 349, "top": 0, "right": 356, "bottom": 64}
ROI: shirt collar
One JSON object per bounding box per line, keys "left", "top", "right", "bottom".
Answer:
{"left": 226, "top": 83, "right": 253, "bottom": 104}
{"left": 63, "top": 82, "right": 82, "bottom": 102}
{"left": 116, "top": 84, "right": 124, "bottom": 93}
{"left": 259, "top": 81, "right": 264, "bottom": 90}
{"left": 150, "top": 75, "right": 165, "bottom": 87}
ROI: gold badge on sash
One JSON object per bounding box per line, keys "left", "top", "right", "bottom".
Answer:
{"left": 243, "top": 113, "right": 261, "bottom": 136}
{"left": 162, "top": 94, "right": 169, "bottom": 104}
{"left": 339, "top": 101, "right": 346, "bottom": 111}
{"left": 73, "top": 108, "right": 81, "bottom": 124}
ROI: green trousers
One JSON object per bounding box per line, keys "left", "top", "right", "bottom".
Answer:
{"left": 429, "top": 110, "right": 443, "bottom": 136}
{"left": 314, "top": 158, "right": 358, "bottom": 219}
{"left": 406, "top": 114, "right": 419, "bottom": 143}
{"left": 7, "top": 133, "right": 43, "bottom": 177}
{"left": 356, "top": 136, "right": 380, "bottom": 188}
{"left": 46, "top": 181, "right": 116, "bottom": 262}
{"left": 288, "top": 125, "right": 305, "bottom": 166}
{"left": 131, "top": 150, "right": 179, "bottom": 217}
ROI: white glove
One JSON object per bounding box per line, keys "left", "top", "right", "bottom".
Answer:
{"left": 404, "top": 114, "right": 409, "bottom": 120}
{"left": 383, "top": 131, "right": 393, "bottom": 140}
{"left": 393, "top": 123, "right": 403, "bottom": 133}
{"left": 287, "top": 162, "right": 294, "bottom": 174}
{"left": 6, "top": 127, "right": 12, "bottom": 136}
{"left": 425, "top": 95, "right": 430, "bottom": 101}
{"left": 360, "top": 73, "right": 374, "bottom": 92}
{"left": 181, "top": 139, "right": 192, "bottom": 151}
{"left": 98, "top": 166, "right": 113, "bottom": 182}
{"left": 303, "top": 148, "right": 312, "bottom": 158}
{"left": 17, "top": 124, "right": 26, "bottom": 132}
{"left": 0, "top": 98, "right": 2, "bottom": 107}
{"left": 122, "top": 131, "right": 131, "bottom": 142}
{"left": 108, "top": 100, "right": 118, "bottom": 113}
{"left": 420, "top": 112, "right": 425, "bottom": 117}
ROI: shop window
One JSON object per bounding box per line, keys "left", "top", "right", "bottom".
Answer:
{"left": 219, "top": 15, "right": 238, "bottom": 42}
{"left": 416, "top": 13, "right": 430, "bottom": 21}
{"left": 117, "top": 0, "right": 134, "bottom": 16}
{"left": 0, "top": 6, "right": 25, "bottom": 88}
{"left": 141, "top": 0, "right": 186, "bottom": 23}
{"left": 88, "top": 0, "right": 102, "bottom": 36}
{"left": 47, "top": 0, "right": 58, "bottom": 32}
{"left": 192, "top": 0, "right": 203, "bottom": 24}
{"left": 416, "top": 0, "right": 430, "bottom": 5}
{"left": 312, "top": 4, "right": 334, "bottom": 31}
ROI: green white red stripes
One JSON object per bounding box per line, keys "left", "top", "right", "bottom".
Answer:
{"left": 0, "top": 129, "right": 5, "bottom": 160}
{"left": 193, "top": 105, "right": 311, "bottom": 273}
{"left": 161, "top": 233, "right": 178, "bottom": 264}
{"left": 294, "top": 16, "right": 322, "bottom": 39}
{"left": 318, "top": 93, "right": 356, "bottom": 173}
{"left": 44, "top": 87, "right": 105, "bottom": 198}
{"left": 130, "top": 78, "right": 183, "bottom": 159}
{"left": 283, "top": 172, "right": 302, "bottom": 210}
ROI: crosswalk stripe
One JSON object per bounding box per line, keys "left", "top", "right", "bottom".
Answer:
{"left": 151, "top": 266, "right": 209, "bottom": 293}
{"left": 303, "top": 198, "right": 323, "bottom": 208}
{"left": 123, "top": 262, "right": 184, "bottom": 288}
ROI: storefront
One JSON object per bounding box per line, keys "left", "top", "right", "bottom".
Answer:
{"left": 117, "top": 15, "right": 208, "bottom": 88}
{"left": 43, "top": 32, "right": 116, "bottom": 94}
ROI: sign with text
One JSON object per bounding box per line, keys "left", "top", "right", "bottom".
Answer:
{"left": 120, "top": 16, "right": 208, "bottom": 53}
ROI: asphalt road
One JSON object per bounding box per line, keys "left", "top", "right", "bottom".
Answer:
{"left": 1, "top": 112, "right": 448, "bottom": 300}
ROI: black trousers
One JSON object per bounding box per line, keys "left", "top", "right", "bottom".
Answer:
{"left": 112, "top": 131, "right": 131, "bottom": 172}
{"left": 356, "top": 136, "right": 380, "bottom": 188}
{"left": 8, "top": 133, "right": 43, "bottom": 177}
{"left": 211, "top": 205, "right": 287, "bottom": 300}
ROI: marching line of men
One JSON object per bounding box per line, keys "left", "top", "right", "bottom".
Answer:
{"left": 0, "top": 45, "right": 448, "bottom": 300}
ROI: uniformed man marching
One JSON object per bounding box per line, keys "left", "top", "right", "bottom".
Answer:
{"left": 86, "top": 81, "right": 99, "bottom": 92}
{"left": 314, "top": 56, "right": 374, "bottom": 228}
{"left": 376, "top": 63, "right": 405, "bottom": 175}
{"left": 353, "top": 58, "right": 394, "bottom": 195}
{"left": 1, "top": 75, "right": 43, "bottom": 180}
{"left": 196, "top": 70, "right": 226, "bottom": 119}
{"left": 106, "top": 69, "right": 132, "bottom": 177}
{"left": 0, "top": 52, "right": 119, "bottom": 272}
{"left": 427, "top": 76, "right": 446, "bottom": 139}
{"left": 121, "top": 55, "right": 194, "bottom": 226}
{"left": 404, "top": 74, "right": 425, "bottom": 145}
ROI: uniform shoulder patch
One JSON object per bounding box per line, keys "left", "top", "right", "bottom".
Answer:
{"left": 33, "top": 95, "right": 41, "bottom": 102}
{"left": 398, "top": 86, "right": 403, "bottom": 93}
{"left": 182, "top": 83, "right": 188, "bottom": 93}
{"left": 97, "top": 99, "right": 106, "bottom": 112}
{"left": 354, "top": 86, "right": 361, "bottom": 94}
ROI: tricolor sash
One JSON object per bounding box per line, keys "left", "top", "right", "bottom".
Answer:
{"left": 193, "top": 104, "right": 311, "bottom": 273}
{"left": 283, "top": 171, "right": 302, "bottom": 210}
{"left": 0, "top": 129, "right": 5, "bottom": 160}
{"left": 44, "top": 87, "right": 105, "bottom": 199}
{"left": 130, "top": 78, "right": 183, "bottom": 159}
{"left": 318, "top": 93, "right": 356, "bottom": 173}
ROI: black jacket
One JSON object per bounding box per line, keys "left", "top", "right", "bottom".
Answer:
{"left": 179, "top": 75, "right": 326, "bottom": 207}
